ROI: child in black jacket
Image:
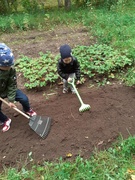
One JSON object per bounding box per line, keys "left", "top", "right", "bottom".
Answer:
{"left": 57, "top": 44, "right": 81, "bottom": 94}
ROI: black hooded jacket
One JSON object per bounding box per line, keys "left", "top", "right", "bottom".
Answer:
{"left": 57, "top": 56, "right": 81, "bottom": 80}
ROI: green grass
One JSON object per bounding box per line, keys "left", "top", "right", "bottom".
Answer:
{"left": 83, "top": 8, "right": 135, "bottom": 56}
{"left": 0, "top": 7, "right": 86, "bottom": 33}
{"left": 1, "top": 2, "right": 135, "bottom": 57}
{"left": 1, "top": 135, "right": 135, "bottom": 179}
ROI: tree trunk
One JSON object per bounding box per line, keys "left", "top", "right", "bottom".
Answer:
{"left": 58, "top": 0, "right": 63, "bottom": 8}
{"left": 64, "top": 0, "right": 71, "bottom": 10}
{"left": 4, "top": 0, "right": 9, "bottom": 8}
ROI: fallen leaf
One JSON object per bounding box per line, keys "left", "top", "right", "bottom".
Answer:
{"left": 66, "top": 153, "right": 72, "bottom": 157}
{"left": 97, "top": 141, "right": 104, "bottom": 146}
{"left": 127, "top": 169, "right": 135, "bottom": 174}
{"left": 58, "top": 82, "right": 63, "bottom": 85}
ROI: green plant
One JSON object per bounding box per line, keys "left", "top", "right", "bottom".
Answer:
{"left": 118, "top": 135, "right": 135, "bottom": 157}
{"left": 16, "top": 44, "right": 133, "bottom": 89}
{"left": 7, "top": 168, "right": 21, "bottom": 180}
{"left": 73, "top": 44, "right": 133, "bottom": 85}
{"left": 121, "top": 67, "right": 135, "bottom": 86}
{"left": 16, "top": 52, "right": 59, "bottom": 89}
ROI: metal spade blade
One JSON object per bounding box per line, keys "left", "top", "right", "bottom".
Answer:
{"left": 29, "top": 115, "right": 52, "bottom": 139}
{"left": 0, "top": 97, "right": 52, "bottom": 139}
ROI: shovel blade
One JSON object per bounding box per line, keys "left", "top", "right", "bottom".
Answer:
{"left": 29, "top": 115, "right": 52, "bottom": 139}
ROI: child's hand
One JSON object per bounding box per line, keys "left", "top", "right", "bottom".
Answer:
{"left": 9, "top": 102, "right": 17, "bottom": 108}
{"left": 76, "top": 80, "right": 80, "bottom": 85}
{"left": 68, "top": 77, "right": 73, "bottom": 83}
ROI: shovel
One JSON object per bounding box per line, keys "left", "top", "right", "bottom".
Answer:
{"left": 68, "top": 78, "right": 91, "bottom": 112}
{"left": 0, "top": 97, "right": 51, "bottom": 139}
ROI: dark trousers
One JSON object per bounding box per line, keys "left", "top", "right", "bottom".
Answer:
{"left": 0, "top": 89, "right": 30, "bottom": 122}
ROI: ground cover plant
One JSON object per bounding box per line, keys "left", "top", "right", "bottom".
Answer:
{"left": 16, "top": 52, "right": 59, "bottom": 89}
{"left": 16, "top": 44, "right": 133, "bottom": 89}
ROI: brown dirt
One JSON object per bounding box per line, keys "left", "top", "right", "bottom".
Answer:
{"left": 0, "top": 26, "right": 135, "bottom": 170}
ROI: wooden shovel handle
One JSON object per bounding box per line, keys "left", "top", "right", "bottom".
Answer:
{"left": 0, "top": 97, "right": 29, "bottom": 119}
